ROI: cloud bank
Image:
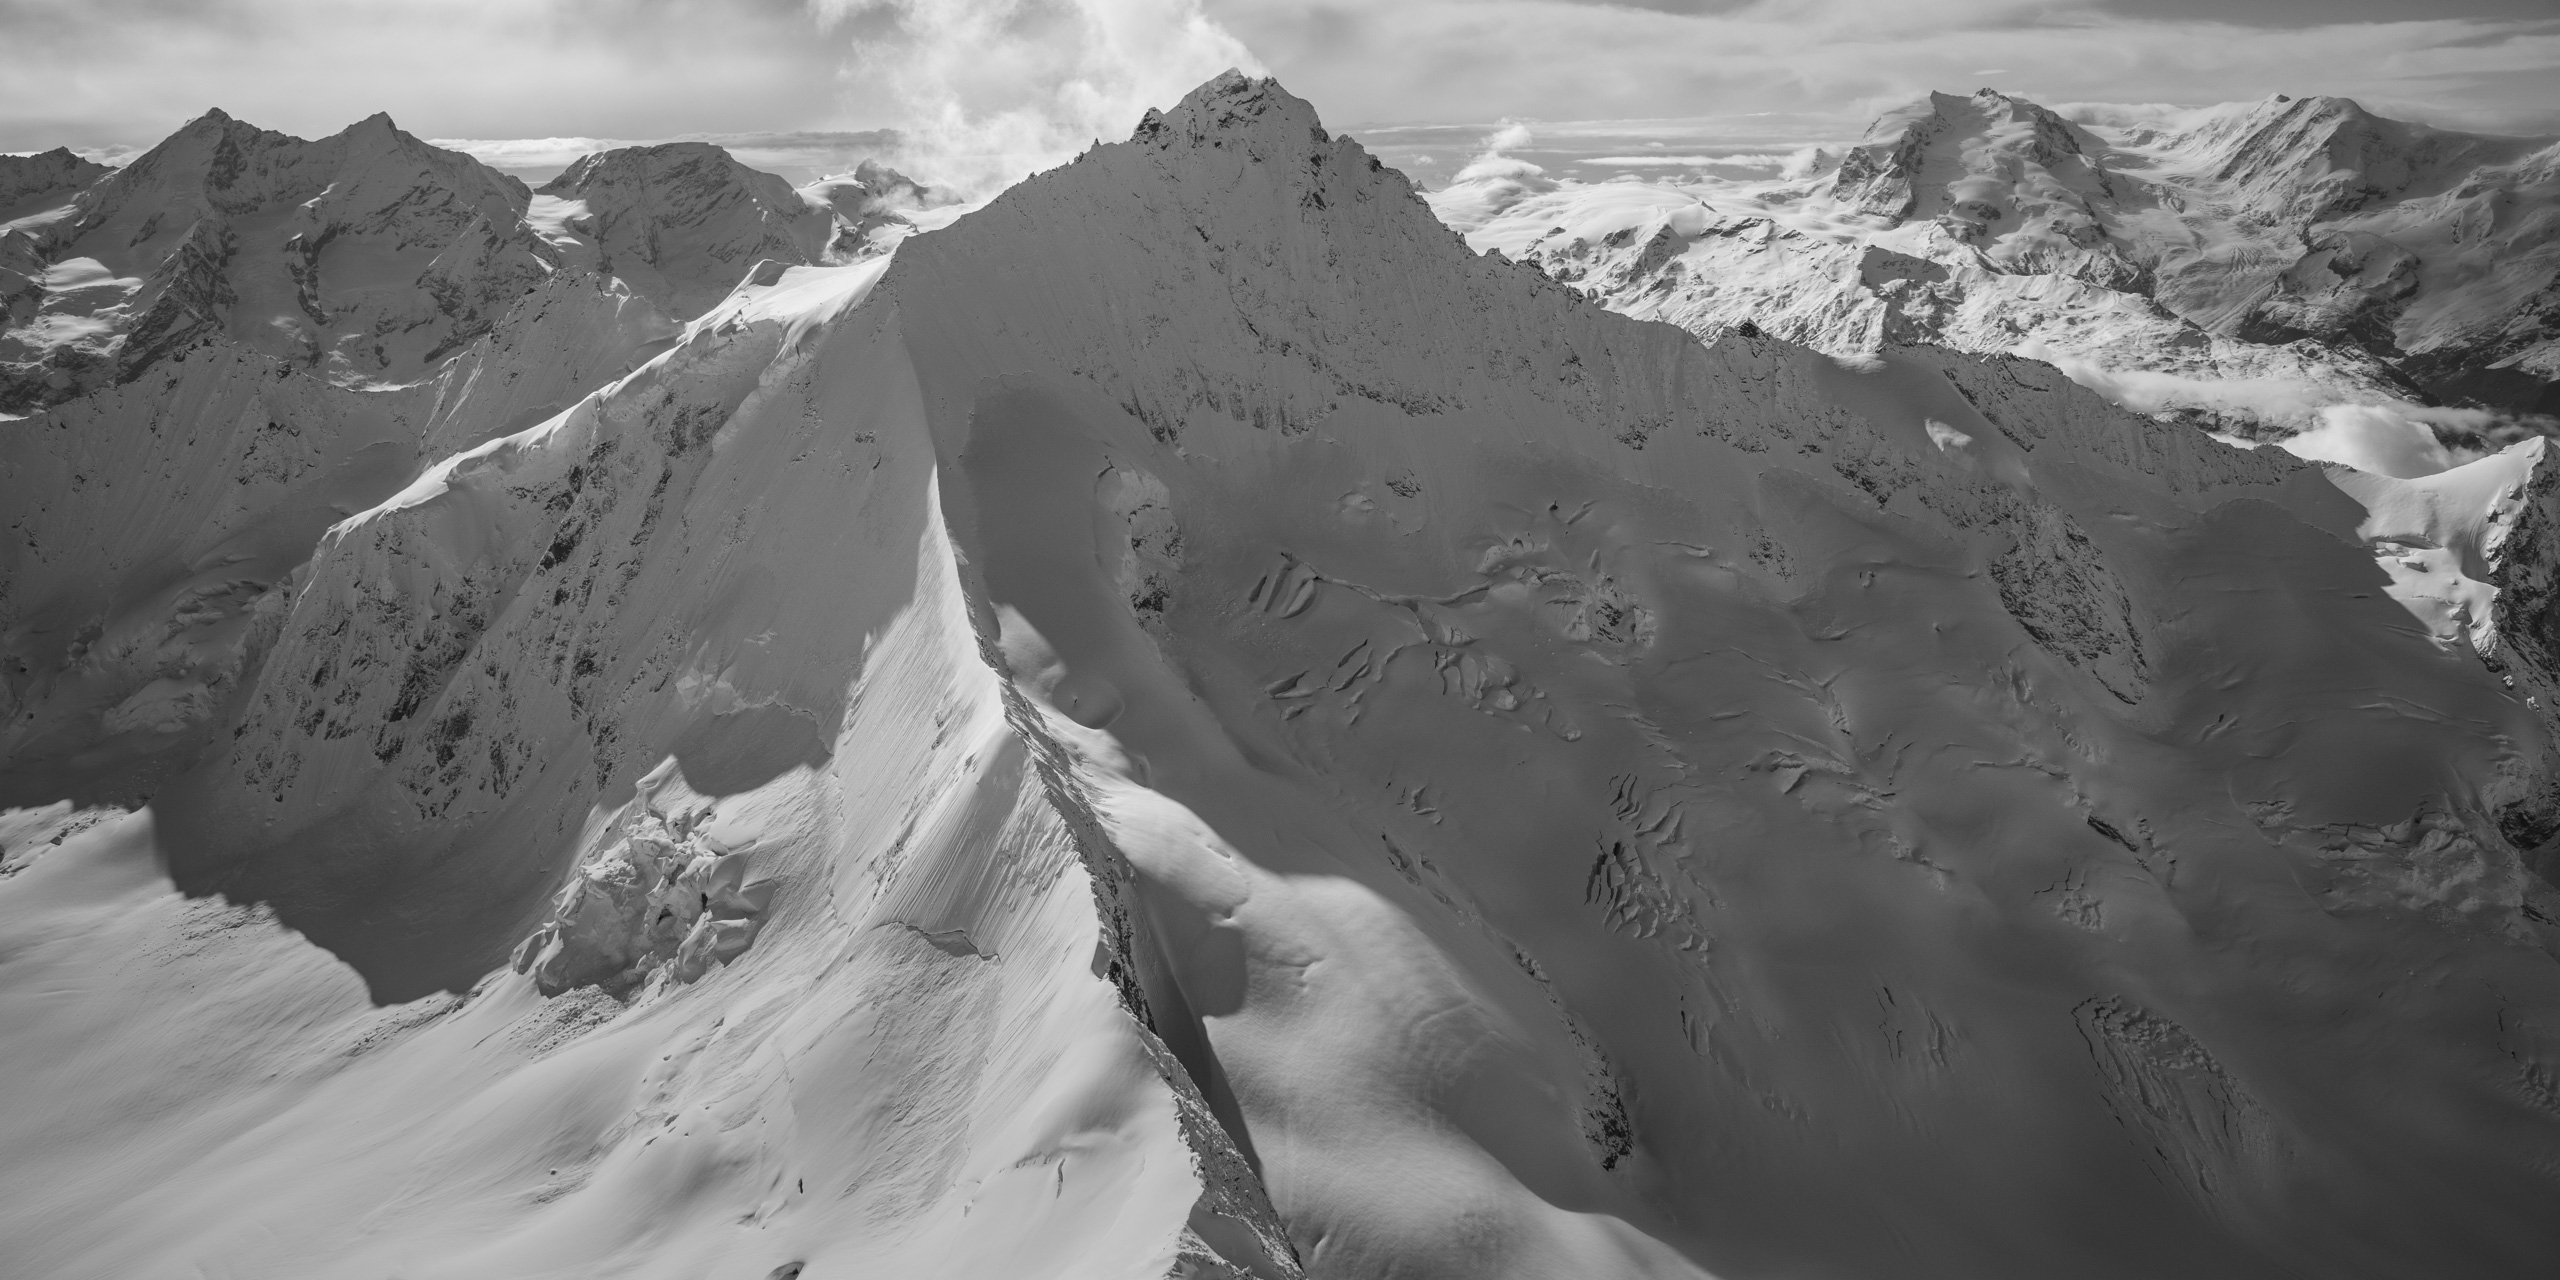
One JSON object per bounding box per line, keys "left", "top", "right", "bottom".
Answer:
{"left": 429, "top": 131, "right": 902, "bottom": 184}
{"left": 1216, "top": 0, "right": 2560, "bottom": 137}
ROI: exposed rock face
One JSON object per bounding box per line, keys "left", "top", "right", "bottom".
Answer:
{"left": 0, "top": 110, "right": 562, "bottom": 411}
{"left": 0, "top": 267, "right": 679, "bottom": 805}
{"left": 0, "top": 148, "right": 109, "bottom": 222}
{"left": 1444, "top": 88, "right": 2560, "bottom": 432}
{"left": 535, "top": 142, "right": 839, "bottom": 319}
{"left": 530, "top": 145, "right": 944, "bottom": 321}
{"left": 0, "top": 112, "right": 695, "bottom": 804}
{"left": 4, "top": 72, "right": 2560, "bottom": 1280}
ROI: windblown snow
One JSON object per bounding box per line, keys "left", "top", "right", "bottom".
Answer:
{"left": 4, "top": 72, "right": 2560, "bottom": 1280}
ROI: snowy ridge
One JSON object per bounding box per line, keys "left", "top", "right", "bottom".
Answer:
{"left": 2, "top": 71, "right": 2560, "bottom": 1280}
{"left": 1443, "top": 88, "right": 2560, "bottom": 440}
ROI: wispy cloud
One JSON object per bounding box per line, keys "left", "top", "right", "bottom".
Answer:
{"left": 1578, "top": 153, "right": 1797, "bottom": 168}
{"left": 1219, "top": 0, "right": 2560, "bottom": 137}
{"left": 0, "top": 0, "right": 850, "bottom": 151}
{"left": 807, "top": 0, "right": 1261, "bottom": 196}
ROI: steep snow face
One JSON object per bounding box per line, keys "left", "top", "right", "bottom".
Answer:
{"left": 0, "top": 110, "right": 568, "bottom": 411}
{"left": 1442, "top": 88, "right": 2559, "bottom": 435}
{"left": 7, "top": 70, "right": 2560, "bottom": 1280}
{"left": 4, "top": 247, "right": 1300, "bottom": 1280}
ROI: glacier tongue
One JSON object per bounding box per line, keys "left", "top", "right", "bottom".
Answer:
{"left": 4, "top": 70, "right": 2560, "bottom": 1280}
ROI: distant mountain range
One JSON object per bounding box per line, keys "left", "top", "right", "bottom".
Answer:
{"left": 0, "top": 109, "right": 946, "bottom": 415}
{"left": 1437, "top": 88, "right": 2559, "bottom": 441}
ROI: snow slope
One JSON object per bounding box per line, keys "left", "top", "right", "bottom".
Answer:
{"left": 4, "top": 71, "right": 2560, "bottom": 1280}
{"left": 1440, "top": 89, "right": 2560, "bottom": 439}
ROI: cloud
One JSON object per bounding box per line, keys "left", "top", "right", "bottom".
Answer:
{"left": 2016, "top": 340, "right": 2557, "bottom": 478}
{"left": 2020, "top": 352, "right": 2354, "bottom": 428}
{"left": 3, "top": 0, "right": 2554, "bottom": 186}
{"left": 429, "top": 137, "right": 637, "bottom": 175}
{"left": 808, "top": 0, "right": 1263, "bottom": 196}
{"left": 1210, "top": 0, "right": 2560, "bottom": 137}
{"left": 1777, "top": 145, "right": 1829, "bottom": 179}
{"left": 0, "top": 0, "right": 850, "bottom": 150}
{"left": 1432, "top": 120, "right": 1558, "bottom": 228}
{"left": 2280, "top": 404, "right": 2460, "bottom": 478}
{"left": 1577, "top": 152, "right": 1799, "bottom": 167}
{"left": 1481, "top": 121, "right": 1535, "bottom": 153}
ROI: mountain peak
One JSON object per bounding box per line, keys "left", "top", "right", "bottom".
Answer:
{"left": 532, "top": 140, "right": 836, "bottom": 318}
{"left": 540, "top": 140, "right": 791, "bottom": 200}
{"left": 327, "top": 111, "right": 444, "bottom": 166}
{"left": 1828, "top": 86, "right": 2102, "bottom": 220}
{"left": 0, "top": 147, "right": 111, "bottom": 217}
{"left": 167, "top": 105, "right": 269, "bottom": 144}
{"left": 1132, "top": 70, "right": 1330, "bottom": 157}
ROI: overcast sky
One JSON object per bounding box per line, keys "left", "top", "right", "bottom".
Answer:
{"left": 3, "top": 0, "right": 2554, "bottom": 189}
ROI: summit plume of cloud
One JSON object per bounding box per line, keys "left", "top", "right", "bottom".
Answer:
{"left": 811, "top": 0, "right": 1262, "bottom": 196}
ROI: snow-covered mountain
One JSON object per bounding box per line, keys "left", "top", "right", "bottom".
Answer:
{"left": 4, "top": 73, "right": 2560, "bottom": 1280}
{"left": 0, "top": 109, "right": 556, "bottom": 408}
{"left": 0, "top": 112, "right": 940, "bottom": 414}
{"left": 0, "top": 148, "right": 109, "bottom": 223}
{"left": 0, "top": 112, "right": 947, "bottom": 806}
{"left": 531, "top": 144, "right": 937, "bottom": 320}
{"left": 1439, "top": 89, "right": 2559, "bottom": 443}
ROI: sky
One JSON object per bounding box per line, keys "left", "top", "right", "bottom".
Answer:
{"left": 1, "top": 0, "right": 2555, "bottom": 192}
